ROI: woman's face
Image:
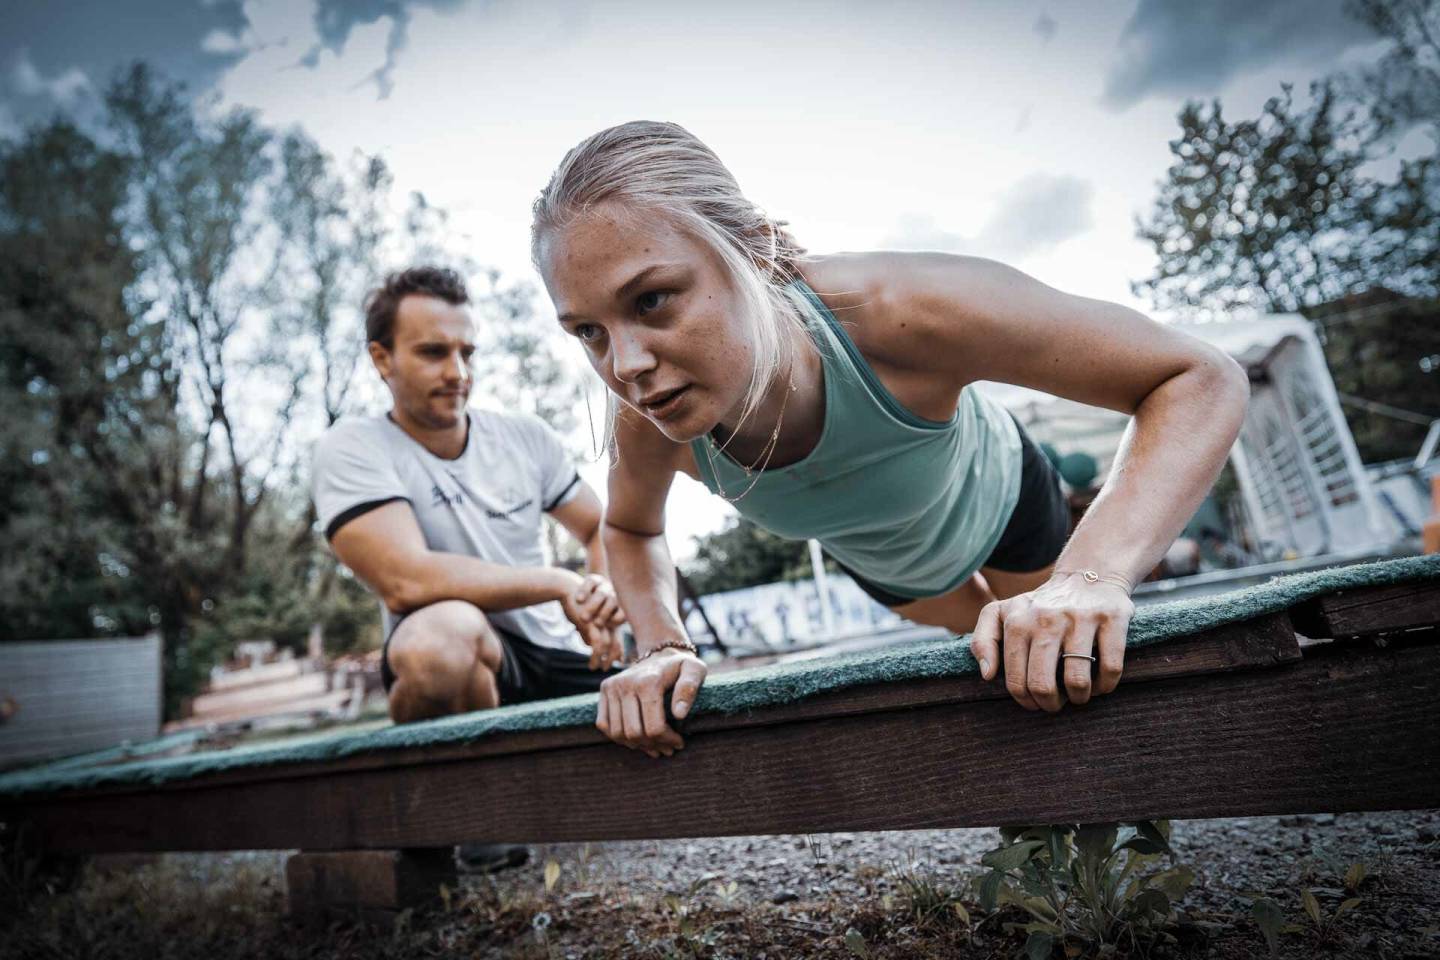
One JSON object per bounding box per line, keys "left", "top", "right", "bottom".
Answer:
{"left": 537, "top": 203, "right": 755, "bottom": 443}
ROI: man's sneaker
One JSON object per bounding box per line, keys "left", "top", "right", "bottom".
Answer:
{"left": 454, "top": 842, "right": 530, "bottom": 874}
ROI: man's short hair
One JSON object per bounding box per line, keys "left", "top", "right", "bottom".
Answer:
{"left": 364, "top": 266, "right": 470, "bottom": 349}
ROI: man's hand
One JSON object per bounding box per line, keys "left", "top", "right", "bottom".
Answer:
{"left": 560, "top": 573, "right": 627, "bottom": 670}
{"left": 572, "top": 573, "right": 627, "bottom": 628}
{"left": 595, "top": 647, "right": 707, "bottom": 758}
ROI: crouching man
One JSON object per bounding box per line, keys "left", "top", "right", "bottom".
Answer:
{"left": 312, "top": 266, "right": 625, "bottom": 728}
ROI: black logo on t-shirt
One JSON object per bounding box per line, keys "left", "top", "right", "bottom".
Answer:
{"left": 485, "top": 498, "right": 534, "bottom": 520}
{"left": 431, "top": 484, "right": 463, "bottom": 508}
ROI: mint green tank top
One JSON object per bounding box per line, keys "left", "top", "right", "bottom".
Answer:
{"left": 690, "top": 280, "right": 1024, "bottom": 601}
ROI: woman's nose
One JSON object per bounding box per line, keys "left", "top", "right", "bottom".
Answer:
{"left": 610, "top": 329, "right": 658, "bottom": 382}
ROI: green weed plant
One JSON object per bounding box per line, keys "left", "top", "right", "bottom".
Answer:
{"left": 972, "top": 820, "right": 1193, "bottom": 958}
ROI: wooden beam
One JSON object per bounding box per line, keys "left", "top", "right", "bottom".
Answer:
{"left": 8, "top": 617, "right": 1438, "bottom": 854}
{"left": 1290, "top": 580, "right": 1440, "bottom": 640}
{"left": 11, "top": 613, "right": 1302, "bottom": 798}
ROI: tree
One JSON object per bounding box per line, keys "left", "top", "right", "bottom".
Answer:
{"left": 1134, "top": 82, "right": 1382, "bottom": 317}
{"left": 682, "top": 517, "right": 825, "bottom": 596}
{"left": 1347, "top": 0, "right": 1440, "bottom": 145}
{"left": 0, "top": 64, "right": 590, "bottom": 715}
{"left": 1348, "top": 0, "right": 1440, "bottom": 298}
{"left": 0, "top": 119, "right": 164, "bottom": 642}
{"left": 1307, "top": 290, "right": 1440, "bottom": 463}
{"left": 1135, "top": 1, "right": 1439, "bottom": 464}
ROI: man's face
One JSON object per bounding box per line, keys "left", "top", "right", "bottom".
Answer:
{"left": 370, "top": 294, "right": 477, "bottom": 430}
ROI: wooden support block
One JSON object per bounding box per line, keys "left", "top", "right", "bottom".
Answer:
{"left": 286, "top": 848, "right": 455, "bottom": 924}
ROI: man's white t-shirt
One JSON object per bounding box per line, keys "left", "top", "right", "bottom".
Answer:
{"left": 312, "top": 410, "right": 589, "bottom": 655}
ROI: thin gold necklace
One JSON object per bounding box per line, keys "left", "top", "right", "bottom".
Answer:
{"left": 704, "top": 370, "right": 798, "bottom": 504}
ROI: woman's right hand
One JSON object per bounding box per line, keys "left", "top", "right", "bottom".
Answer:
{"left": 596, "top": 646, "right": 708, "bottom": 758}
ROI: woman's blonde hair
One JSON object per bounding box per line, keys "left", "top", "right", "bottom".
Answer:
{"left": 531, "top": 120, "right": 810, "bottom": 444}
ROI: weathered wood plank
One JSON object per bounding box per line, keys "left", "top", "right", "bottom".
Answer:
{"left": 22, "top": 614, "right": 1301, "bottom": 798}
{"left": 682, "top": 612, "right": 1302, "bottom": 735}
{"left": 10, "top": 634, "right": 1437, "bottom": 854}
{"left": 1290, "top": 579, "right": 1440, "bottom": 640}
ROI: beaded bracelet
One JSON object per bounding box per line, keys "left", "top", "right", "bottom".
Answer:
{"left": 638, "top": 638, "right": 699, "bottom": 661}
{"left": 1054, "top": 569, "right": 1136, "bottom": 594}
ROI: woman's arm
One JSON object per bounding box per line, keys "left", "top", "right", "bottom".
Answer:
{"left": 596, "top": 406, "right": 709, "bottom": 757}
{"left": 867, "top": 253, "right": 1251, "bottom": 710}
{"left": 881, "top": 253, "right": 1248, "bottom": 579}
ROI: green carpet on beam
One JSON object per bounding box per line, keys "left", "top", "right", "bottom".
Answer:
{"left": 2, "top": 554, "right": 1436, "bottom": 800}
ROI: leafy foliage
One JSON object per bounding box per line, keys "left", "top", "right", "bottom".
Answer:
{"left": 682, "top": 516, "right": 826, "bottom": 596}
{"left": 972, "top": 820, "right": 1194, "bottom": 955}
{"left": 1135, "top": 81, "right": 1382, "bottom": 316}
{"left": 0, "top": 64, "right": 579, "bottom": 716}
{"left": 1135, "top": 1, "right": 1439, "bottom": 464}
{"left": 1308, "top": 290, "right": 1440, "bottom": 462}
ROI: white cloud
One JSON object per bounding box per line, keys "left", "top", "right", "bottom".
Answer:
{"left": 201, "top": 28, "right": 247, "bottom": 54}
{"left": 882, "top": 174, "right": 1094, "bottom": 264}
{"left": 881, "top": 212, "right": 969, "bottom": 253}
{"left": 975, "top": 174, "right": 1095, "bottom": 262}
{"left": 9, "top": 50, "right": 89, "bottom": 103}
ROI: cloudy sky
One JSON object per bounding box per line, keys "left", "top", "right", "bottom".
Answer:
{"left": 1, "top": 0, "right": 1390, "bottom": 556}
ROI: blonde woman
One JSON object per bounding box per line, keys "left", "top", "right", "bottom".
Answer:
{"left": 531, "top": 121, "right": 1249, "bottom": 758}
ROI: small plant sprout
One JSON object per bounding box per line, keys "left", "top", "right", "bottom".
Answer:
{"left": 972, "top": 820, "right": 1194, "bottom": 955}
{"left": 1251, "top": 897, "right": 1285, "bottom": 958}
{"left": 543, "top": 858, "right": 561, "bottom": 893}
{"left": 1301, "top": 887, "right": 1362, "bottom": 941}
{"left": 712, "top": 878, "right": 740, "bottom": 909}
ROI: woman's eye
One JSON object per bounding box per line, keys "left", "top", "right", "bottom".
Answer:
{"left": 574, "top": 323, "right": 602, "bottom": 343}
{"left": 636, "top": 290, "right": 670, "bottom": 315}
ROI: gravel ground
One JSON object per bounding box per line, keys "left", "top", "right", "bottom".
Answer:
{"left": 489, "top": 808, "right": 1440, "bottom": 957}
{"left": 6, "top": 808, "right": 1439, "bottom": 958}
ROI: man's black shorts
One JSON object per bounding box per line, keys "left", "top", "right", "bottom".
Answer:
{"left": 840, "top": 415, "right": 1071, "bottom": 607}
{"left": 380, "top": 617, "right": 619, "bottom": 705}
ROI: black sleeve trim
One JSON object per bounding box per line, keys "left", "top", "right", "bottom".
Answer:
{"left": 543, "top": 473, "right": 582, "bottom": 512}
{"left": 325, "top": 497, "right": 410, "bottom": 541}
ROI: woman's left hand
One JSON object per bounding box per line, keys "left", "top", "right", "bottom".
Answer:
{"left": 968, "top": 572, "right": 1135, "bottom": 712}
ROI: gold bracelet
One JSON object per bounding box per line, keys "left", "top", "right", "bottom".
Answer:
{"left": 1054, "top": 569, "right": 1136, "bottom": 593}
{"left": 638, "top": 638, "right": 699, "bottom": 661}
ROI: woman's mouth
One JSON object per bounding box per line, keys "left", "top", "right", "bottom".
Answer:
{"left": 638, "top": 385, "right": 690, "bottom": 420}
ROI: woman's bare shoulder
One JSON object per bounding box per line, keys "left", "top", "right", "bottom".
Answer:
{"left": 796, "top": 251, "right": 997, "bottom": 372}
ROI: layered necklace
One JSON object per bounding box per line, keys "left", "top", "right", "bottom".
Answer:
{"left": 702, "top": 366, "right": 799, "bottom": 504}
